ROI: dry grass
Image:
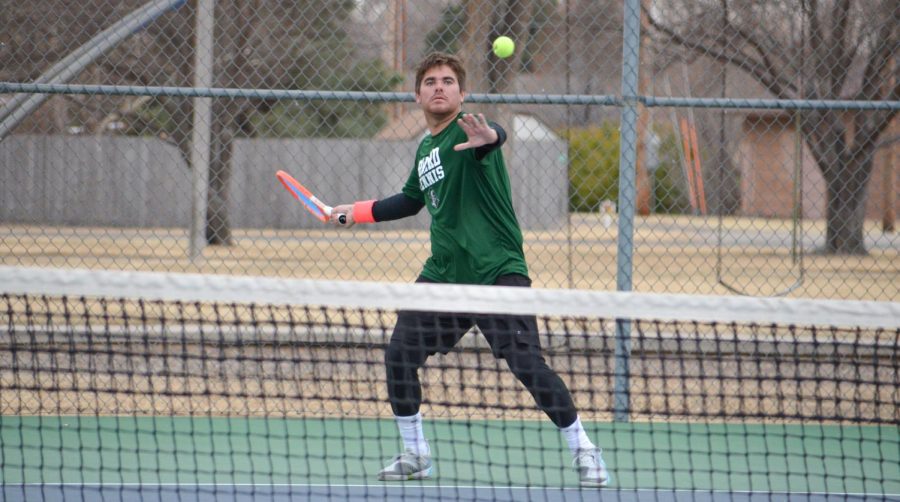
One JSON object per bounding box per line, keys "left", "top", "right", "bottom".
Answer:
{"left": 1, "top": 214, "right": 896, "bottom": 299}
{"left": 3, "top": 335, "right": 895, "bottom": 423}
{"left": 2, "top": 215, "right": 897, "bottom": 421}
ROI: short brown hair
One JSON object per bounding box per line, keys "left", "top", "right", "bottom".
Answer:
{"left": 414, "top": 52, "right": 467, "bottom": 93}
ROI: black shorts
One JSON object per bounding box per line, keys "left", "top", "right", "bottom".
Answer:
{"left": 391, "top": 274, "right": 542, "bottom": 360}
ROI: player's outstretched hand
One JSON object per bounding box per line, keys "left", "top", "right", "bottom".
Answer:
{"left": 330, "top": 204, "right": 354, "bottom": 227}
{"left": 453, "top": 113, "right": 498, "bottom": 151}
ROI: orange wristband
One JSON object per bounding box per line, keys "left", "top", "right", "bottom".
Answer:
{"left": 352, "top": 200, "right": 376, "bottom": 224}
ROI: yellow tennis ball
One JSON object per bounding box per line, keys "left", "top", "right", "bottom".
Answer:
{"left": 492, "top": 36, "right": 515, "bottom": 59}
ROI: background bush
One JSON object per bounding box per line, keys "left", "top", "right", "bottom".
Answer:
{"left": 563, "top": 123, "right": 690, "bottom": 214}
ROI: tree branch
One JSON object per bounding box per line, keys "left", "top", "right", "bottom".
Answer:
{"left": 727, "top": 22, "right": 797, "bottom": 97}
{"left": 642, "top": 5, "right": 796, "bottom": 98}
{"left": 806, "top": 0, "right": 829, "bottom": 98}
{"left": 851, "top": 79, "right": 900, "bottom": 162}
{"left": 857, "top": 3, "right": 899, "bottom": 101}
{"left": 874, "top": 133, "right": 900, "bottom": 150}
{"left": 825, "top": 0, "right": 853, "bottom": 96}
{"left": 852, "top": 108, "right": 898, "bottom": 163}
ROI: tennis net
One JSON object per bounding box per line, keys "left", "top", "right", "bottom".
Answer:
{"left": 1, "top": 266, "right": 898, "bottom": 501}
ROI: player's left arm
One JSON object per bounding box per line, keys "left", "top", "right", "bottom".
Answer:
{"left": 453, "top": 113, "right": 507, "bottom": 160}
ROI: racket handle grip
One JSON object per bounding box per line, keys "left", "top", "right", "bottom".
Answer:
{"left": 337, "top": 213, "right": 347, "bottom": 225}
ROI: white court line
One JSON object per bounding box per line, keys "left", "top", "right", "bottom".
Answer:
{"left": 6, "top": 483, "right": 899, "bottom": 497}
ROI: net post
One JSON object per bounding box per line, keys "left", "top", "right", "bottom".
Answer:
{"left": 613, "top": 0, "right": 642, "bottom": 422}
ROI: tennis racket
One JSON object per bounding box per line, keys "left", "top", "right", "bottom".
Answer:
{"left": 276, "top": 170, "right": 347, "bottom": 224}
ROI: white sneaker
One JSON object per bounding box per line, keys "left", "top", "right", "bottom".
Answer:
{"left": 573, "top": 448, "right": 610, "bottom": 487}
{"left": 377, "top": 449, "right": 433, "bottom": 481}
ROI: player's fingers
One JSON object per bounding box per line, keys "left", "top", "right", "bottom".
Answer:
{"left": 333, "top": 214, "right": 354, "bottom": 227}
{"left": 329, "top": 205, "right": 353, "bottom": 226}
{"left": 462, "top": 113, "right": 482, "bottom": 127}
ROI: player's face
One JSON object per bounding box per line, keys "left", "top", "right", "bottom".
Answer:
{"left": 416, "top": 64, "right": 465, "bottom": 117}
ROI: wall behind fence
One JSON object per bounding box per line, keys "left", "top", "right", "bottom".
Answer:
{"left": 0, "top": 136, "right": 191, "bottom": 227}
{"left": 0, "top": 135, "right": 567, "bottom": 231}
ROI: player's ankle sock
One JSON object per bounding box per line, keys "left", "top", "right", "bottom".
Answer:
{"left": 396, "top": 412, "right": 430, "bottom": 456}
{"left": 560, "top": 416, "right": 596, "bottom": 455}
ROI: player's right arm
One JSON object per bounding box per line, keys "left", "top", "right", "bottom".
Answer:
{"left": 330, "top": 193, "right": 424, "bottom": 227}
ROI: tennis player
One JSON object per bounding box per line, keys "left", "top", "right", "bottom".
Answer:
{"left": 330, "top": 52, "right": 610, "bottom": 487}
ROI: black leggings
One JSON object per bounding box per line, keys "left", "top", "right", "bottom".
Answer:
{"left": 384, "top": 274, "right": 579, "bottom": 428}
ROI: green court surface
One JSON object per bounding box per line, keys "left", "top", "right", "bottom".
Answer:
{"left": 2, "top": 416, "right": 897, "bottom": 494}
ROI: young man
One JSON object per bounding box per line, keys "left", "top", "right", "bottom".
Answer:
{"left": 330, "top": 52, "right": 610, "bottom": 487}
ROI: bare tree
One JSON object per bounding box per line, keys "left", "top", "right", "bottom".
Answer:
{"left": 460, "top": 0, "right": 530, "bottom": 95}
{"left": 2, "top": 0, "right": 376, "bottom": 245}
{"left": 565, "top": 0, "right": 623, "bottom": 126}
{"left": 204, "top": 0, "right": 374, "bottom": 245}
{"left": 457, "top": 0, "right": 534, "bottom": 170}
{"left": 645, "top": 0, "right": 898, "bottom": 254}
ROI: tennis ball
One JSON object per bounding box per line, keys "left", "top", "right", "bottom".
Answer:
{"left": 492, "top": 36, "right": 515, "bottom": 59}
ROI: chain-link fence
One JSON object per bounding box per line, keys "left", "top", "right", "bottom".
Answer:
{"left": 1, "top": 0, "right": 897, "bottom": 300}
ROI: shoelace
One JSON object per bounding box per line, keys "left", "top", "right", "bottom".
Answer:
{"left": 392, "top": 451, "right": 423, "bottom": 464}
{"left": 575, "top": 450, "right": 599, "bottom": 468}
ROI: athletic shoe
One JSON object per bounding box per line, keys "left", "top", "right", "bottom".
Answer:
{"left": 573, "top": 448, "right": 610, "bottom": 487}
{"left": 377, "top": 449, "right": 433, "bottom": 481}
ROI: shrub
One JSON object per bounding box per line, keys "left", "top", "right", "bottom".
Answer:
{"left": 562, "top": 123, "right": 689, "bottom": 214}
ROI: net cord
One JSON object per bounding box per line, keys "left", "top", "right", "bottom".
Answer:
{"left": 2, "top": 266, "right": 897, "bottom": 330}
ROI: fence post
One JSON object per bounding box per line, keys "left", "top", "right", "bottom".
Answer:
{"left": 190, "top": 0, "right": 214, "bottom": 260}
{"left": 614, "top": 0, "right": 641, "bottom": 423}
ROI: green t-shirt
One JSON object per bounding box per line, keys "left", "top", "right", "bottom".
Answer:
{"left": 402, "top": 113, "right": 529, "bottom": 285}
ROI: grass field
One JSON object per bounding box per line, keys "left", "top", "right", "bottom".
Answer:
{"left": 1, "top": 214, "right": 896, "bottom": 300}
